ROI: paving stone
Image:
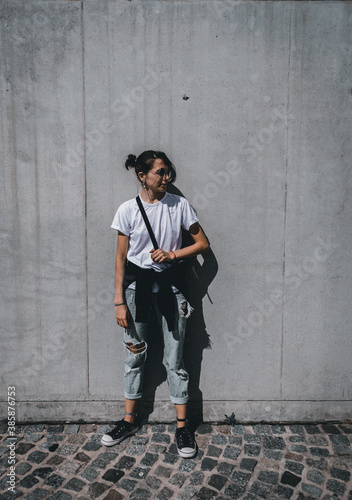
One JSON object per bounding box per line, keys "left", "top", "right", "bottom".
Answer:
{"left": 44, "top": 473, "right": 65, "bottom": 488}
{"left": 65, "top": 424, "right": 80, "bottom": 434}
{"left": 140, "top": 452, "right": 159, "bottom": 467}
{"left": 57, "top": 445, "right": 79, "bottom": 456}
{"left": 152, "top": 433, "right": 171, "bottom": 444}
{"left": 330, "top": 467, "right": 350, "bottom": 481}
{"left": 190, "top": 470, "right": 205, "bottom": 485}
{"left": 228, "top": 436, "right": 242, "bottom": 445}
{"left": 146, "top": 475, "right": 162, "bottom": 490}
{"left": 264, "top": 450, "right": 283, "bottom": 460}
{"left": 125, "top": 444, "right": 146, "bottom": 456}
{"left": 27, "top": 451, "right": 49, "bottom": 464}
{"left": 231, "top": 425, "right": 245, "bottom": 435}
{"left": 274, "top": 484, "right": 294, "bottom": 499}
{"left": 272, "top": 425, "right": 287, "bottom": 434}
{"left": 244, "top": 444, "right": 261, "bottom": 457}
{"left": 264, "top": 436, "right": 286, "bottom": 450}
{"left": 57, "top": 461, "right": 81, "bottom": 475}
{"left": 169, "top": 472, "right": 187, "bottom": 487}
{"left": 47, "top": 425, "right": 64, "bottom": 434}
{"left": 310, "top": 447, "right": 330, "bottom": 457}
{"left": 223, "top": 445, "right": 241, "bottom": 461}
{"left": 253, "top": 424, "right": 272, "bottom": 435}
{"left": 103, "top": 491, "right": 124, "bottom": 500}
{"left": 48, "top": 444, "right": 60, "bottom": 452}
{"left": 195, "top": 486, "right": 218, "bottom": 498}
{"left": 321, "top": 425, "right": 340, "bottom": 435}
{"left": 87, "top": 482, "right": 110, "bottom": 498}
{"left": 32, "top": 466, "right": 54, "bottom": 478}
{"left": 16, "top": 443, "right": 35, "bottom": 455}
{"left": 197, "top": 424, "right": 213, "bottom": 434}
{"left": 25, "top": 488, "right": 50, "bottom": 500}
{"left": 24, "top": 425, "right": 45, "bottom": 434}
{"left": 201, "top": 457, "right": 218, "bottom": 471}
{"left": 102, "top": 468, "right": 125, "bottom": 483}
{"left": 289, "top": 425, "right": 305, "bottom": 435}
{"left": 281, "top": 471, "right": 302, "bottom": 487}
{"left": 258, "top": 470, "right": 279, "bottom": 484}
{"left": 231, "top": 470, "right": 251, "bottom": 485}
{"left": 64, "top": 477, "right": 86, "bottom": 492}
{"left": 163, "top": 452, "right": 179, "bottom": 465}
{"left": 177, "top": 485, "right": 197, "bottom": 499}
{"left": 326, "top": 479, "right": 346, "bottom": 497}
{"left": 82, "top": 441, "right": 102, "bottom": 451}
{"left": 18, "top": 474, "right": 40, "bottom": 488}
{"left": 115, "top": 455, "right": 136, "bottom": 470}
{"left": 240, "top": 458, "right": 258, "bottom": 471}
{"left": 155, "top": 465, "right": 173, "bottom": 478}
{"left": 329, "top": 435, "right": 350, "bottom": 446}
{"left": 217, "top": 462, "right": 236, "bottom": 475}
{"left": 304, "top": 425, "right": 320, "bottom": 435}
{"left": 129, "top": 466, "right": 150, "bottom": 479}
{"left": 289, "top": 445, "right": 308, "bottom": 453}
{"left": 79, "top": 466, "right": 100, "bottom": 481}
{"left": 244, "top": 434, "right": 261, "bottom": 443}
{"left": 157, "top": 486, "right": 174, "bottom": 500}
{"left": 74, "top": 452, "right": 90, "bottom": 463}
{"left": 306, "top": 469, "right": 325, "bottom": 485}
{"left": 301, "top": 482, "right": 323, "bottom": 497}
{"left": 211, "top": 435, "right": 227, "bottom": 445}
{"left": 46, "top": 455, "right": 65, "bottom": 465}
{"left": 152, "top": 424, "right": 166, "bottom": 432}
{"left": 290, "top": 435, "right": 306, "bottom": 443}
{"left": 249, "top": 480, "right": 272, "bottom": 498}
{"left": 23, "top": 433, "right": 43, "bottom": 443}
{"left": 132, "top": 436, "right": 149, "bottom": 445}
{"left": 207, "top": 445, "right": 222, "bottom": 457}
{"left": 91, "top": 451, "right": 119, "bottom": 469}
{"left": 285, "top": 460, "right": 304, "bottom": 475}
{"left": 47, "top": 493, "right": 72, "bottom": 500}
{"left": 178, "top": 459, "right": 196, "bottom": 473}
{"left": 16, "top": 462, "right": 32, "bottom": 475}
{"left": 149, "top": 444, "right": 167, "bottom": 453}
{"left": 306, "top": 458, "right": 328, "bottom": 470}
{"left": 116, "top": 478, "right": 138, "bottom": 492}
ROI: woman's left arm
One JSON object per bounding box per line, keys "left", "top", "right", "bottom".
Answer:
{"left": 150, "top": 222, "right": 209, "bottom": 263}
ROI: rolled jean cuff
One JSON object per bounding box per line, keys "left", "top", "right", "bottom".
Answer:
{"left": 124, "top": 392, "right": 143, "bottom": 400}
{"left": 170, "top": 395, "right": 189, "bottom": 405}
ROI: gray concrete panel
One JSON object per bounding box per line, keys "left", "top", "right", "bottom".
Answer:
{"left": 0, "top": 1, "right": 88, "bottom": 398}
{"left": 1, "top": 1, "right": 351, "bottom": 422}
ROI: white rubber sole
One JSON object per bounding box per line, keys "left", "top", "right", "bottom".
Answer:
{"left": 177, "top": 445, "right": 197, "bottom": 458}
{"left": 101, "top": 428, "right": 138, "bottom": 447}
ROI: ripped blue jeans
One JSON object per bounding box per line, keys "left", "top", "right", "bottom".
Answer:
{"left": 123, "top": 288, "right": 189, "bottom": 404}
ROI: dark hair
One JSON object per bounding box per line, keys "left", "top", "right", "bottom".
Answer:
{"left": 125, "top": 150, "right": 176, "bottom": 184}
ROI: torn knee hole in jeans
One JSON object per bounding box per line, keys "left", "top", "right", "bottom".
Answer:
{"left": 179, "top": 300, "right": 194, "bottom": 318}
{"left": 124, "top": 341, "right": 147, "bottom": 355}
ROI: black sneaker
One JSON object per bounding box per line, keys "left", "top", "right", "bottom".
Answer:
{"left": 101, "top": 419, "right": 139, "bottom": 447}
{"left": 176, "top": 426, "right": 197, "bottom": 458}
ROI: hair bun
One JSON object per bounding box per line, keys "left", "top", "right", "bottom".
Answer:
{"left": 125, "top": 154, "right": 137, "bottom": 170}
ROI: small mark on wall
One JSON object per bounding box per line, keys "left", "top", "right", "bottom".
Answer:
{"left": 183, "top": 95, "right": 189, "bottom": 101}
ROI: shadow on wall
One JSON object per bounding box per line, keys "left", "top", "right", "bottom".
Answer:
{"left": 138, "top": 184, "right": 218, "bottom": 429}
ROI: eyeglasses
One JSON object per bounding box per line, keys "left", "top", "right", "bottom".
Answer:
{"left": 150, "top": 168, "right": 170, "bottom": 179}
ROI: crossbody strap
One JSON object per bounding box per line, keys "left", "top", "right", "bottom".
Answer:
{"left": 136, "top": 196, "right": 159, "bottom": 250}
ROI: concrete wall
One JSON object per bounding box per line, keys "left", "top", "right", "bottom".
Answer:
{"left": 1, "top": 0, "right": 351, "bottom": 423}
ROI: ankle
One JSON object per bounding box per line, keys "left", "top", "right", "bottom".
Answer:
{"left": 176, "top": 417, "right": 187, "bottom": 429}
{"left": 124, "top": 411, "right": 137, "bottom": 424}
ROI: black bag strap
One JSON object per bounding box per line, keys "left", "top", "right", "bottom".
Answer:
{"left": 136, "top": 196, "right": 159, "bottom": 249}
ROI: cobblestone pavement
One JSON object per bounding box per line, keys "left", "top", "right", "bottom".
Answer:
{"left": 1, "top": 421, "right": 352, "bottom": 499}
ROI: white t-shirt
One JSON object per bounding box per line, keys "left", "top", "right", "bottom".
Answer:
{"left": 111, "top": 192, "right": 198, "bottom": 274}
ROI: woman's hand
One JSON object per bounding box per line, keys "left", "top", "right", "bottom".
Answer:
{"left": 115, "top": 304, "right": 130, "bottom": 329}
{"left": 150, "top": 248, "right": 175, "bottom": 263}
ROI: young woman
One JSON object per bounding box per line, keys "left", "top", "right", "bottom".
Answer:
{"left": 101, "top": 150, "right": 209, "bottom": 458}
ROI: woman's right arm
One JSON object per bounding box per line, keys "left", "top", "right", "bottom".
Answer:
{"left": 114, "top": 231, "right": 130, "bottom": 329}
